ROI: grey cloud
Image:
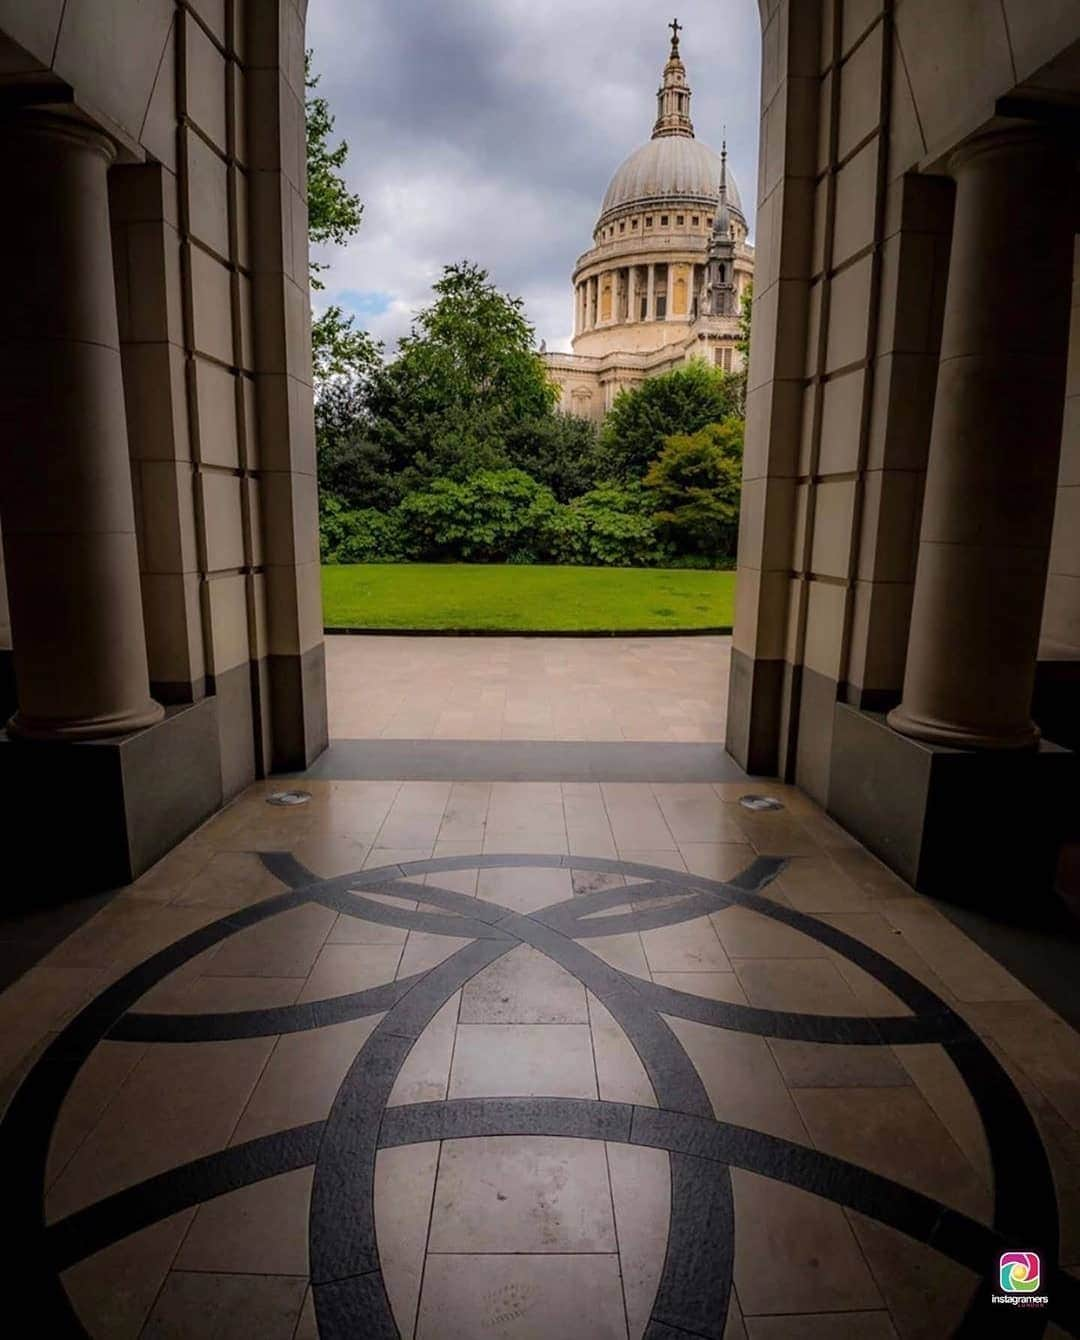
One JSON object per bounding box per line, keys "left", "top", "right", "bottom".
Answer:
{"left": 305, "top": 0, "right": 761, "bottom": 351}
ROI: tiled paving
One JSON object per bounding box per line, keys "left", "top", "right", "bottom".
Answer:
{"left": 2, "top": 779, "right": 1079, "bottom": 1338}
{"left": 326, "top": 635, "right": 731, "bottom": 741}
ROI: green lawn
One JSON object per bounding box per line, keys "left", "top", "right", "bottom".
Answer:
{"left": 321, "top": 564, "right": 736, "bottom": 633}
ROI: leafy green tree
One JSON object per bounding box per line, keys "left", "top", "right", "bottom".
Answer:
{"left": 315, "top": 376, "right": 403, "bottom": 512}
{"left": 731, "top": 282, "right": 753, "bottom": 414}
{"left": 503, "top": 412, "right": 604, "bottom": 503}
{"left": 644, "top": 419, "right": 744, "bottom": 557}
{"left": 599, "top": 360, "right": 739, "bottom": 482}
{"left": 366, "top": 261, "right": 559, "bottom": 487}
{"left": 305, "top": 51, "right": 371, "bottom": 384}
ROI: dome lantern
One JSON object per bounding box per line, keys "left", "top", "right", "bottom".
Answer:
{"left": 653, "top": 18, "right": 695, "bottom": 139}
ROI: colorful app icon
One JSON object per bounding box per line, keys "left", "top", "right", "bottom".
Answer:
{"left": 1000, "top": 1252, "right": 1041, "bottom": 1294}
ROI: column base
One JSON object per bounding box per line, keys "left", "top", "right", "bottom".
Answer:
{"left": 6, "top": 699, "right": 165, "bottom": 742}
{"left": 885, "top": 703, "right": 1039, "bottom": 751}
{"left": 828, "top": 702, "right": 1076, "bottom": 911}
{"left": 0, "top": 698, "right": 222, "bottom": 899}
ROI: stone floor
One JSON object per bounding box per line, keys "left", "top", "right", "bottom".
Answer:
{"left": 2, "top": 777, "right": 1079, "bottom": 1338}
{"left": 326, "top": 635, "right": 731, "bottom": 741}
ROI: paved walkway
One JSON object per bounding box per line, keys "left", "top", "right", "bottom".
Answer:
{"left": 326, "top": 634, "right": 731, "bottom": 741}
{"left": 2, "top": 777, "right": 1079, "bottom": 1337}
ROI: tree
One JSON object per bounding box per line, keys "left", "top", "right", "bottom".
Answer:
{"left": 736, "top": 283, "right": 753, "bottom": 362}
{"left": 503, "top": 412, "right": 604, "bottom": 503}
{"left": 305, "top": 51, "right": 371, "bottom": 384}
{"left": 644, "top": 418, "right": 744, "bottom": 557}
{"left": 599, "top": 360, "right": 739, "bottom": 482}
{"left": 732, "top": 282, "right": 753, "bottom": 414}
{"left": 366, "top": 261, "right": 559, "bottom": 487}
{"left": 315, "top": 376, "right": 403, "bottom": 512}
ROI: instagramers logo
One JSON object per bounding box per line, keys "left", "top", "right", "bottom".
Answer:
{"left": 1000, "top": 1253, "right": 1040, "bottom": 1293}
{"left": 993, "top": 1252, "right": 1048, "bottom": 1308}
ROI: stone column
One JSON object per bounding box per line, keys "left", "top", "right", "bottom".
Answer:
{"left": 0, "top": 113, "right": 162, "bottom": 741}
{"left": 627, "top": 267, "right": 638, "bottom": 322}
{"left": 887, "top": 127, "right": 1075, "bottom": 750}
{"left": 646, "top": 265, "right": 656, "bottom": 321}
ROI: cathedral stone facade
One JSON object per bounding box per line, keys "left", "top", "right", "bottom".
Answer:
{"left": 544, "top": 23, "right": 754, "bottom": 421}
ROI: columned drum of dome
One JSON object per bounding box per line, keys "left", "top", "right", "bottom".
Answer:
{"left": 543, "top": 23, "right": 754, "bottom": 420}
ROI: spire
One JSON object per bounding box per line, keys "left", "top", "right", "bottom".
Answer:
{"left": 706, "top": 136, "right": 737, "bottom": 316}
{"left": 714, "top": 136, "right": 732, "bottom": 239}
{"left": 652, "top": 20, "right": 694, "bottom": 139}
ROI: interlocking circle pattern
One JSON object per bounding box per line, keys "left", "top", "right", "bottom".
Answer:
{"left": 2, "top": 850, "right": 1077, "bottom": 1338}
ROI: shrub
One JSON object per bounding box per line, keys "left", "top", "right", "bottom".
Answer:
{"left": 563, "top": 482, "right": 664, "bottom": 567}
{"left": 644, "top": 419, "right": 744, "bottom": 558}
{"left": 319, "top": 495, "right": 404, "bottom": 563}
{"left": 396, "top": 469, "right": 559, "bottom": 563}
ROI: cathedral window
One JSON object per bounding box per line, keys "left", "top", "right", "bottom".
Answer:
{"left": 619, "top": 221, "right": 625, "bottom": 233}
{"left": 692, "top": 215, "right": 699, "bottom": 226}
{"left": 645, "top": 215, "right": 653, "bottom": 227}
{"left": 660, "top": 214, "right": 669, "bottom": 226}
{"left": 706, "top": 216, "right": 713, "bottom": 228}
{"left": 676, "top": 214, "right": 684, "bottom": 226}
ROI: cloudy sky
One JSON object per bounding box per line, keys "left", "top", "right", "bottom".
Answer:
{"left": 305, "top": 1, "right": 761, "bottom": 354}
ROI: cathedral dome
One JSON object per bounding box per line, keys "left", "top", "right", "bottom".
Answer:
{"left": 599, "top": 136, "right": 743, "bottom": 225}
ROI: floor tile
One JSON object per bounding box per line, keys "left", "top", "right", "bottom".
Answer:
{"left": 375, "top": 1142, "right": 440, "bottom": 1340}
{"left": 588, "top": 991, "right": 656, "bottom": 1106}
{"left": 46, "top": 1037, "right": 275, "bottom": 1221}
{"left": 231, "top": 1016, "right": 380, "bottom": 1142}
{"left": 880, "top": 904, "right": 1035, "bottom": 1003}
{"left": 767, "top": 1038, "right": 910, "bottom": 1089}
{"left": 477, "top": 866, "right": 574, "bottom": 913}
{"left": 711, "top": 905, "right": 831, "bottom": 958}
{"left": 449, "top": 1023, "right": 597, "bottom": 1099}
{"left": 141, "top": 1271, "right": 307, "bottom": 1339}
{"left": 586, "top": 931, "right": 651, "bottom": 978}
{"left": 731, "top": 1171, "right": 883, "bottom": 1315}
{"left": 389, "top": 992, "right": 460, "bottom": 1106}
{"left": 172, "top": 852, "right": 287, "bottom": 910}
{"left": 666, "top": 1016, "right": 807, "bottom": 1141}
{"left": 733, "top": 957, "right": 868, "bottom": 1015}
{"left": 846, "top": 1212, "right": 978, "bottom": 1340}
{"left": 641, "top": 915, "right": 732, "bottom": 973}
{"left": 607, "top": 1140, "right": 670, "bottom": 1337}
{"left": 325, "top": 906, "right": 408, "bottom": 946}
{"left": 429, "top": 1135, "right": 616, "bottom": 1252}
{"left": 174, "top": 1167, "right": 312, "bottom": 1275}
{"left": 745, "top": 1312, "right": 899, "bottom": 1338}
{"left": 208, "top": 903, "right": 336, "bottom": 979}
{"left": 398, "top": 931, "right": 473, "bottom": 976}
{"left": 62, "top": 1212, "right": 194, "bottom": 1340}
{"left": 677, "top": 843, "right": 755, "bottom": 880}
{"left": 461, "top": 945, "right": 587, "bottom": 1023}
{"left": 47, "top": 1040, "right": 148, "bottom": 1186}
{"left": 297, "top": 942, "right": 403, "bottom": 1002}
{"left": 416, "top": 1252, "right": 627, "bottom": 1340}
{"left": 792, "top": 1086, "right": 992, "bottom": 1219}
{"left": 650, "top": 970, "right": 748, "bottom": 1002}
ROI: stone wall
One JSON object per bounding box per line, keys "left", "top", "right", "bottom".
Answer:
{"left": 0, "top": 0, "right": 326, "bottom": 804}
{"left": 731, "top": 0, "right": 1080, "bottom": 801}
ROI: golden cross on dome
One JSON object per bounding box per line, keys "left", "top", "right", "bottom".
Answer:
{"left": 669, "top": 17, "right": 683, "bottom": 49}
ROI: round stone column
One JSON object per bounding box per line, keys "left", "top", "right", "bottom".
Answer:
{"left": 887, "top": 127, "right": 1075, "bottom": 750}
{"left": 0, "top": 113, "right": 162, "bottom": 740}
